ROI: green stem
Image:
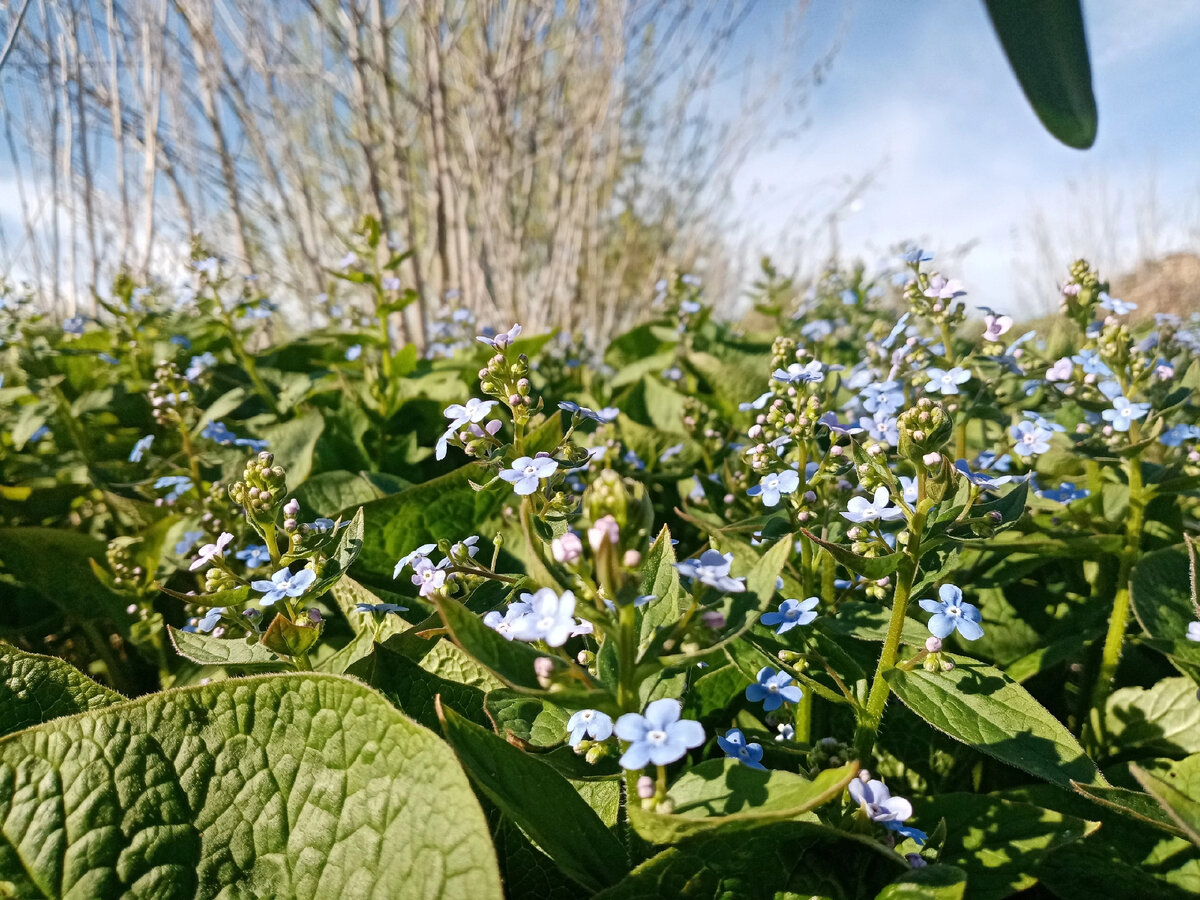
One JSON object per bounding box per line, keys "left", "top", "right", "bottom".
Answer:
{"left": 1087, "top": 442, "right": 1144, "bottom": 746}
{"left": 617, "top": 603, "right": 638, "bottom": 713}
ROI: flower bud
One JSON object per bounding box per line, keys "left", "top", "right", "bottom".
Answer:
{"left": 623, "top": 549, "right": 642, "bottom": 568}
{"left": 552, "top": 531, "right": 583, "bottom": 564}
{"left": 925, "top": 636, "right": 943, "bottom": 653}
{"left": 534, "top": 656, "right": 554, "bottom": 688}
{"left": 284, "top": 498, "right": 300, "bottom": 517}
{"left": 588, "top": 515, "right": 620, "bottom": 553}
{"left": 637, "top": 775, "right": 656, "bottom": 799}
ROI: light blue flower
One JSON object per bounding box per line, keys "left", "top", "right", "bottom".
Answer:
{"left": 1071, "top": 349, "right": 1112, "bottom": 377}
{"left": 760, "top": 597, "right": 819, "bottom": 634}
{"left": 1046, "top": 358, "right": 1073, "bottom": 382}
{"left": 1011, "top": 420, "right": 1053, "bottom": 457}
{"left": 773, "top": 361, "right": 824, "bottom": 385}
{"left": 154, "top": 475, "right": 194, "bottom": 502}
{"left": 169, "top": 334, "right": 192, "bottom": 350}
{"left": 919, "top": 584, "right": 984, "bottom": 641}
{"left": 1102, "top": 396, "right": 1150, "bottom": 432}
{"left": 445, "top": 397, "right": 498, "bottom": 430}
{"left": 674, "top": 549, "right": 746, "bottom": 593}
{"left": 175, "top": 530, "right": 205, "bottom": 556}
{"left": 923, "top": 275, "right": 965, "bottom": 300}
{"left": 954, "top": 460, "right": 1013, "bottom": 490}
{"left": 924, "top": 366, "right": 971, "bottom": 395}
{"left": 739, "top": 390, "right": 774, "bottom": 412}
{"left": 861, "top": 380, "right": 905, "bottom": 416}
{"left": 859, "top": 414, "right": 899, "bottom": 446}
{"left": 1098, "top": 293, "right": 1137, "bottom": 315}
{"left": 717, "top": 728, "right": 766, "bottom": 770}
{"left": 1187, "top": 622, "right": 1200, "bottom": 643}
{"left": 483, "top": 600, "right": 532, "bottom": 640}
{"left": 901, "top": 248, "right": 932, "bottom": 264}
{"left": 235, "top": 544, "right": 272, "bottom": 568}
{"left": 393, "top": 543, "right": 436, "bottom": 578}
{"left": 62, "top": 316, "right": 86, "bottom": 335}
{"left": 499, "top": 455, "right": 558, "bottom": 495}
{"left": 559, "top": 401, "right": 618, "bottom": 423}
{"left": 819, "top": 412, "right": 864, "bottom": 436}
{"left": 567, "top": 709, "right": 614, "bottom": 747}
{"left": 251, "top": 566, "right": 317, "bottom": 607}
{"left": 746, "top": 667, "right": 802, "bottom": 711}
{"left": 747, "top": 469, "right": 801, "bottom": 507}
{"left": 509, "top": 588, "right": 579, "bottom": 647}
{"left": 185, "top": 352, "right": 217, "bottom": 381}
{"left": 129, "top": 434, "right": 154, "bottom": 463}
{"left": 1038, "top": 481, "right": 1089, "bottom": 503}
{"left": 202, "top": 421, "right": 239, "bottom": 445}
{"left": 880, "top": 313, "right": 911, "bottom": 350}
{"left": 613, "top": 699, "right": 704, "bottom": 769}
{"left": 345, "top": 344, "right": 362, "bottom": 361}
{"left": 1162, "top": 424, "right": 1200, "bottom": 447}
{"left": 842, "top": 486, "right": 905, "bottom": 524}
{"left": 849, "top": 777, "right": 927, "bottom": 844}
{"left": 476, "top": 323, "right": 522, "bottom": 349}
{"left": 197, "top": 607, "right": 224, "bottom": 633}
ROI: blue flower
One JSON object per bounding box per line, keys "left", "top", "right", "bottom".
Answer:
{"left": 738, "top": 391, "right": 774, "bottom": 412}
{"left": 954, "top": 460, "right": 1013, "bottom": 490}
{"left": 924, "top": 366, "right": 971, "bottom": 395}
{"left": 197, "top": 607, "right": 224, "bottom": 633}
{"left": 235, "top": 544, "right": 272, "bottom": 568}
{"left": 861, "top": 380, "right": 905, "bottom": 416}
{"left": 1162, "top": 424, "right": 1200, "bottom": 447}
{"left": 355, "top": 602, "right": 408, "bottom": 616}
{"left": 201, "top": 421, "right": 239, "bottom": 445}
{"left": 1101, "top": 396, "right": 1151, "bottom": 432}
{"left": 234, "top": 437, "right": 270, "bottom": 451}
{"left": 773, "top": 361, "right": 825, "bottom": 385}
{"left": 509, "top": 588, "right": 580, "bottom": 647}
{"left": 613, "top": 699, "right": 704, "bottom": 769}
{"left": 1187, "top": 622, "right": 1200, "bottom": 643}
{"left": 185, "top": 352, "right": 217, "bottom": 381}
{"left": 476, "top": 323, "right": 522, "bottom": 349}
{"left": 745, "top": 666, "right": 803, "bottom": 712}
{"left": 499, "top": 455, "right": 558, "bottom": 495}
{"left": 169, "top": 334, "right": 193, "bottom": 350}
{"left": 1071, "top": 349, "right": 1112, "bottom": 377}
{"left": 717, "top": 728, "right": 766, "bottom": 770}
{"left": 393, "top": 543, "right": 436, "bottom": 578}
{"left": 1011, "top": 420, "right": 1053, "bottom": 457}
{"left": 849, "top": 777, "right": 927, "bottom": 844}
{"left": 842, "top": 486, "right": 905, "bottom": 524}
{"left": 674, "top": 549, "right": 746, "bottom": 593}
{"left": 154, "top": 475, "right": 194, "bottom": 502}
{"left": 923, "top": 275, "right": 965, "bottom": 300}
{"left": 175, "top": 530, "right": 206, "bottom": 556}
{"left": 747, "top": 469, "right": 801, "bottom": 507}
{"left": 559, "top": 401, "right": 618, "bottom": 423}
{"left": 760, "top": 597, "right": 819, "bottom": 634}
{"left": 62, "top": 316, "right": 86, "bottom": 335}
{"left": 880, "top": 313, "right": 911, "bottom": 350}
{"left": 919, "top": 584, "right": 984, "bottom": 641}
{"left": 129, "top": 434, "right": 154, "bottom": 463}
{"left": 901, "top": 248, "right": 932, "bottom": 264}
{"left": 818, "top": 412, "right": 864, "bottom": 436}
{"left": 1038, "top": 481, "right": 1089, "bottom": 503}
{"left": 251, "top": 566, "right": 318, "bottom": 607}
{"left": 567, "top": 709, "right": 614, "bottom": 747}
{"left": 1098, "top": 293, "right": 1137, "bottom": 315}
{"left": 859, "top": 414, "right": 899, "bottom": 446}
{"left": 345, "top": 344, "right": 362, "bottom": 361}
{"left": 445, "top": 397, "right": 498, "bottom": 430}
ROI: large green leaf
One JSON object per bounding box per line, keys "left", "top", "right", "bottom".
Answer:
{"left": 1134, "top": 756, "right": 1200, "bottom": 848}
{"left": 638, "top": 526, "right": 685, "bottom": 652}
{"left": 167, "top": 626, "right": 285, "bottom": 668}
{"left": 1132, "top": 547, "right": 1198, "bottom": 650}
{"left": 484, "top": 689, "right": 570, "bottom": 748}
{"left": 875, "top": 866, "right": 967, "bottom": 899}
{"left": 592, "top": 821, "right": 907, "bottom": 900}
{"left": 885, "top": 653, "right": 1105, "bottom": 789}
{"left": 912, "top": 793, "right": 1096, "bottom": 900}
{"left": 0, "top": 642, "right": 123, "bottom": 736}
{"left": 347, "top": 639, "right": 489, "bottom": 731}
{"left": 0, "top": 673, "right": 501, "bottom": 898}
{"left": 1106, "top": 678, "right": 1200, "bottom": 759}
{"left": 289, "top": 470, "right": 382, "bottom": 519}
{"left": 628, "top": 758, "right": 857, "bottom": 843}
{"left": 437, "top": 702, "right": 627, "bottom": 891}
{"left": 0, "top": 528, "right": 134, "bottom": 627}
{"left": 985, "top": 0, "right": 1097, "bottom": 149}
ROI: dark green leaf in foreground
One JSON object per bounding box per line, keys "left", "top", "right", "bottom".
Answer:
{"left": 0, "top": 641, "right": 123, "bottom": 736}
{"left": 885, "top": 653, "right": 1105, "bottom": 789}
{"left": 0, "top": 673, "right": 501, "bottom": 899}
{"left": 628, "top": 758, "right": 858, "bottom": 843}
{"left": 1134, "top": 755, "right": 1200, "bottom": 848}
{"left": 437, "top": 700, "right": 626, "bottom": 891}
{"left": 985, "top": 0, "right": 1097, "bottom": 149}
{"left": 592, "top": 821, "right": 907, "bottom": 900}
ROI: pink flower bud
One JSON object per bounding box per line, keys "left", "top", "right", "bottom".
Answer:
{"left": 925, "top": 636, "right": 943, "bottom": 653}
{"left": 283, "top": 498, "right": 300, "bottom": 517}
{"left": 922, "top": 451, "right": 941, "bottom": 467}
{"left": 637, "top": 776, "right": 655, "bottom": 799}
{"left": 588, "top": 516, "right": 619, "bottom": 553}
{"left": 552, "top": 532, "right": 583, "bottom": 564}
{"left": 623, "top": 549, "right": 642, "bottom": 568}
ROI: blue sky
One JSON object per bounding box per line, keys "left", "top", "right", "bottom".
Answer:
{"left": 731, "top": 1, "right": 1200, "bottom": 317}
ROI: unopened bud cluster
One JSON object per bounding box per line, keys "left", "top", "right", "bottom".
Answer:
{"left": 105, "top": 537, "right": 146, "bottom": 588}
{"left": 149, "top": 361, "right": 193, "bottom": 427}
{"left": 897, "top": 398, "right": 953, "bottom": 461}
{"left": 479, "top": 351, "right": 536, "bottom": 424}
{"left": 229, "top": 451, "right": 287, "bottom": 522}
{"left": 807, "top": 736, "right": 852, "bottom": 776}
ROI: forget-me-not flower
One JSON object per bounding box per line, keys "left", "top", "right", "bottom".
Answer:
{"left": 567, "top": 709, "right": 614, "bottom": 747}
{"left": 190, "top": 532, "right": 234, "bottom": 571}
{"left": 235, "top": 544, "right": 271, "bottom": 568}
{"left": 1011, "top": 420, "right": 1053, "bottom": 457}
{"left": 252, "top": 566, "right": 317, "bottom": 606}
{"left": 500, "top": 455, "right": 558, "bottom": 495}
{"left": 154, "top": 475, "right": 194, "bottom": 502}
{"left": 919, "top": 584, "right": 984, "bottom": 641}
{"left": 483, "top": 600, "right": 532, "bottom": 640}
{"left": 175, "top": 530, "right": 205, "bottom": 556}
{"left": 510, "top": 588, "right": 580, "bottom": 647}
{"left": 760, "top": 597, "right": 819, "bottom": 635}
{"left": 1162, "top": 424, "right": 1200, "bottom": 447}
{"left": 745, "top": 666, "right": 803, "bottom": 712}
{"left": 613, "top": 699, "right": 704, "bottom": 769}
{"left": 674, "top": 549, "right": 746, "bottom": 593}
{"left": 924, "top": 367, "right": 971, "bottom": 395}
{"left": 747, "top": 469, "right": 801, "bottom": 508}
{"left": 849, "top": 776, "right": 927, "bottom": 844}
{"left": 717, "top": 728, "right": 766, "bottom": 770}
{"left": 129, "top": 434, "right": 154, "bottom": 463}
{"left": 356, "top": 602, "right": 408, "bottom": 616}
{"left": 1038, "top": 481, "right": 1089, "bottom": 504}
{"left": 954, "top": 460, "right": 1013, "bottom": 490}
{"left": 1046, "top": 358, "right": 1073, "bottom": 382}
{"left": 923, "top": 275, "right": 965, "bottom": 300}
{"left": 1098, "top": 293, "right": 1137, "bottom": 315}
{"left": 983, "top": 315, "right": 1013, "bottom": 341}
{"left": 1187, "top": 622, "right": 1200, "bottom": 643}
{"left": 842, "top": 486, "right": 905, "bottom": 524}
{"left": 859, "top": 414, "right": 900, "bottom": 446}
{"left": 773, "top": 361, "right": 825, "bottom": 385}
{"left": 477, "top": 323, "right": 522, "bottom": 349}
{"left": 1102, "top": 396, "right": 1151, "bottom": 433}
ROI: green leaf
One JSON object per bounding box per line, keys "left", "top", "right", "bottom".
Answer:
{"left": 0, "top": 528, "right": 134, "bottom": 627}
{"left": 1133, "top": 756, "right": 1200, "bottom": 848}
{"left": 1071, "top": 782, "right": 1186, "bottom": 836}
{"left": 435, "top": 595, "right": 549, "bottom": 691}
{"left": 875, "top": 866, "right": 968, "bottom": 899}
{"left": 307, "top": 507, "right": 365, "bottom": 595}
{"left": 592, "top": 821, "right": 907, "bottom": 900}
{"left": 885, "top": 653, "right": 1105, "bottom": 789}
{"left": 912, "top": 793, "right": 1096, "bottom": 900}
{"left": 0, "top": 673, "right": 501, "bottom": 898}
{"left": 802, "top": 529, "right": 907, "bottom": 579}
{"left": 255, "top": 411, "right": 324, "bottom": 486}
{"left": 0, "top": 642, "right": 123, "bottom": 736}
{"left": 1106, "top": 677, "right": 1200, "bottom": 758}
{"left": 168, "top": 625, "right": 284, "bottom": 668}
{"left": 355, "top": 463, "right": 507, "bottom": 579}
{"left": 1132, "top": 547, "right": 1199, "bottom": 650}
{"left": 289, "top": 470, "right": 382, "bottom": 519}
{"left": 261, "top": 612, "right": 322, "bottom": 657}
{"left": 821, "top": 600, "right": 928, "bottom": 645}
{"left": 484, "top": 689, "right": 570, "bottom": 748}
{"left": 985, "top": 0, "right": 1097, "bottom": 149}
{"left": 348, "top": 640, "right": 489, "bottom": 731}
{"left": 638, "top": 526, "right": 685, "bottom": 652}
{"left": 628, "top": 758, "right": 858, "bottom": 843}
{"left": 437, "top": 701, "right": 627, "bottom": 891}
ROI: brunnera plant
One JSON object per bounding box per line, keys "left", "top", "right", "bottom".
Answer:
{"left": 1, "top": 252, "right": 1199, "bottom": 898}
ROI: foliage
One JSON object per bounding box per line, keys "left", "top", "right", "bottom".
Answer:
{"left": 1, "top": 254, "right": 1199, "bottom": 897}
